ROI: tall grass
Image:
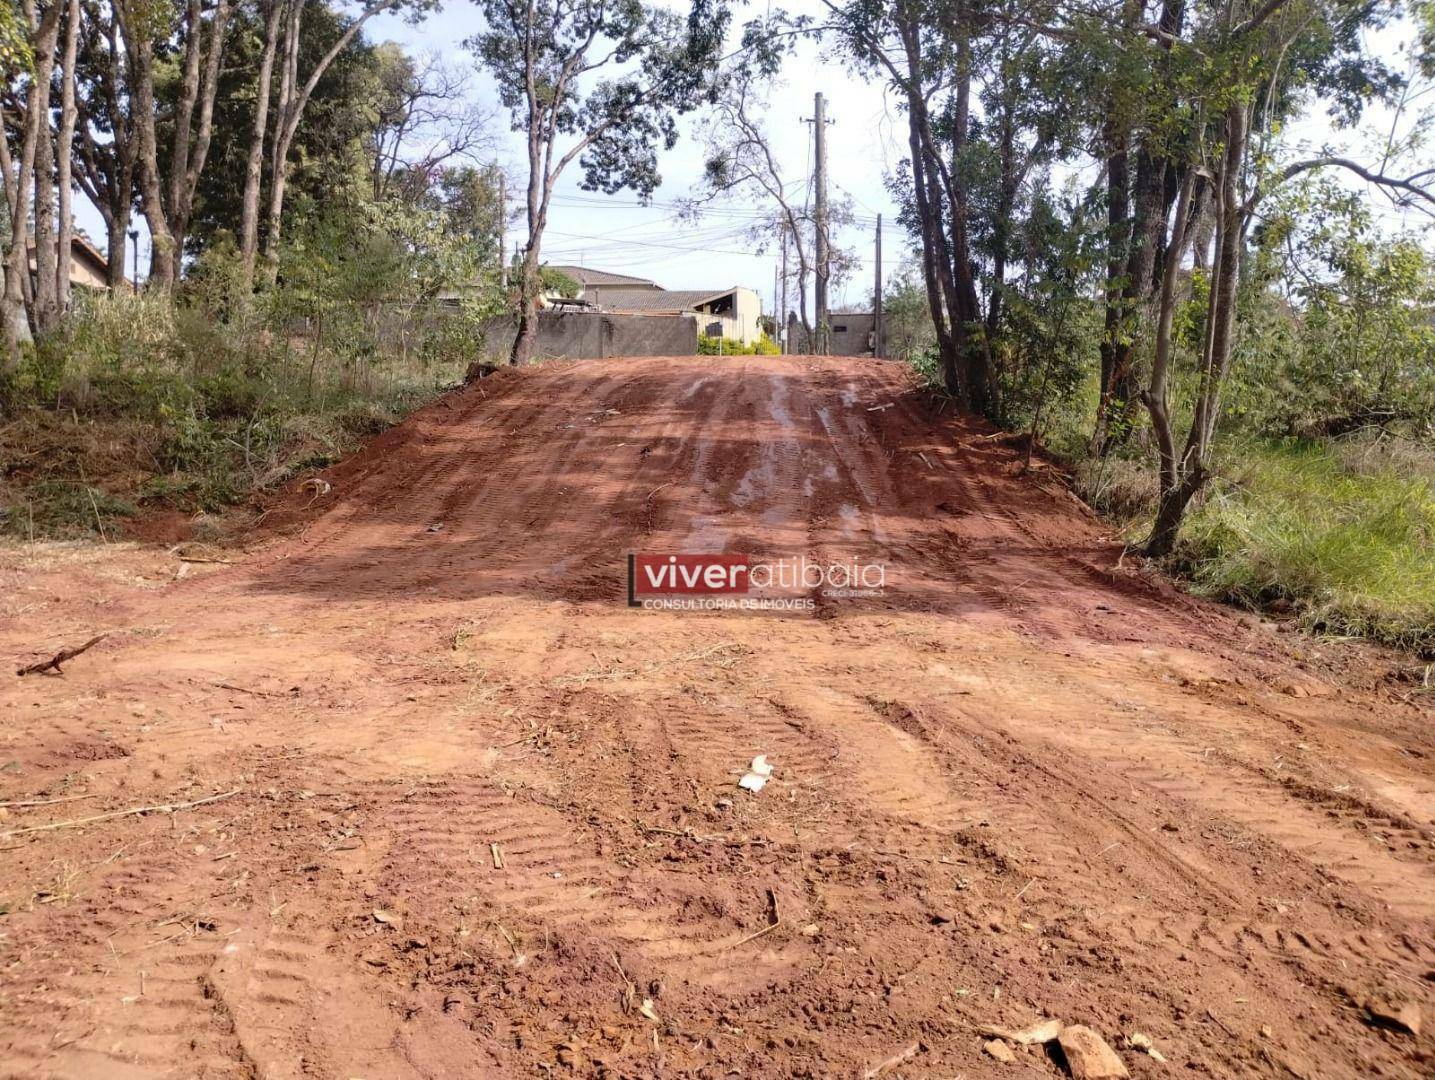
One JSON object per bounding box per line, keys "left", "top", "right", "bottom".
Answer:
{"left": 1180, "top": 438, "right": 1435, "bottom": 651}
{"left": 1, "top": 292, "right": 471, "bottom": 539}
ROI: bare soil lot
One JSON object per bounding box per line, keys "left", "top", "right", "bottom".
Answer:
{"left": 2, "top": 355, "right": 1432, "bottom": 1078}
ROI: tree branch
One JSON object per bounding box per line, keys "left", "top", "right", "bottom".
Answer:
{"left": 1245, "top": 156, "right": 1435, "bottom": 216}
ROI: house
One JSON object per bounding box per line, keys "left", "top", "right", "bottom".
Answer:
{"left": 787, "top": 309, "right": 882, "bottom": 356}
{"left": 28, "top": 235, "right": 114, "bottom": 292}
{"left": 599, "top": 286, "right": 763, "bottom": 346}
{"left": 542, "top": 264, "right": 765, "bottom": 346}
{"left": 546, "top": 265, "right": 662, "bottom": 304}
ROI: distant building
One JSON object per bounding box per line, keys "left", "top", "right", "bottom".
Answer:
{"left": 600, "top": 287, "right": 763, "bottom": 345}
{"left": 28, "top": 235, "right": 114, "bottom": 292}
{"left": 545, "top": 265, "right": 663, "bottom": 304}
{"left": 786, "top": 309, "right": 881, "bottom": 356}
{"left": 542, "top": 264, "right": 764, "bottom": 346}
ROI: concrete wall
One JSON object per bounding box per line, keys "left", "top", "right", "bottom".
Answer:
{"left": 476, "top": 311, "right": 697, "bottom": 362}
{"left": 785, "top": 312, "right": 879, "bottom": 356}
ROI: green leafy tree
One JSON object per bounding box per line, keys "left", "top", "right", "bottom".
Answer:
{"left": 465, "top": 0, "right": 731, "bottom": 369}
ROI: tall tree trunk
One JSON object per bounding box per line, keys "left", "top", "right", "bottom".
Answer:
{"left": 106, "top": 212, "right": 131, "bottom": 291}
{"left": 262, "top": 0, "right": 389, "bottom": 280}
{"left": 1144, "top": 102, "right": 1247, "bottom": 558}
{"left": 262, "top": 0, "right": 303, "bottom": 280}
{"left": 507, "top": 118, "right": 547, "bottom": 367}
{"left": 1094, "top": 117, "right": 1131, "bottom": 450}
{"left": 944, "top": 39, "right": 993, "bottom": 417}
{"left": 116, "top": 0, "right": 177, "bottom": 290}
{"left": 239, "top": 0, "right": 282, "bottom": 287}
{"left": 2, "top": 1, "right": 63, "bottom": 368}
{"left": 55, "top": 0, "right": 79, "bottom": 315}
{"left": 74, "top": 12, "right": 138, "bottom": 293}
{"left": 1100, "top": 144, "right": 1168, "bottom": 449}
{"left": 169, "top": 0, "right": 231, "bottom": 280}
{"left": 31, "top": 7, "right": 60, "bottom": 332}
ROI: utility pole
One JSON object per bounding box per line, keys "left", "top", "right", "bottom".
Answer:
{"left": 772, "top": 259, "right": 778, "bottom": 350}
{"left": 779, "top": 227, "right": 789, "bottom": 355}
{"left": 874, "top": 213, "right": 883, "bottom": 358}
{"left": 498, "top": 170, "right": 507, "bottom": 289}
{"left": 812, "top": 91, "right": 829, "bottom": 355}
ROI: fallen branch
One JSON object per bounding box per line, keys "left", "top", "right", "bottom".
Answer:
{"left": 213, "top": 681, "right": 292, "bottom": 699}
{"left": 0, "top": 789, "right": 241, "bottom": 841}
{"left": 862, "top": 1040, "right": 922, "bottom": 1078}
{"left": 724, "top": 887, "right": 780, "bottom": 950}
{"left": 16, "top": 634, "right": 109, "bottom": 677}
{"left": 0, "top": 793, "right": 97, "bottom": 810}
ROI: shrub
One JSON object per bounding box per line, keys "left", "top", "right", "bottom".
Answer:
{"left": 698, "top": 332, "right": 780, "bottom": 356}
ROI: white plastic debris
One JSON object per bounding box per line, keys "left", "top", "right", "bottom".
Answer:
{"left": 738, "top": 754, "right": 774, "bottom": 792}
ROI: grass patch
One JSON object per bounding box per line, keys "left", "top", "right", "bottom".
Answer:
{"left": 1178, "top": 438, "right": 1435, "bottom": 651}
{"left": 1, "top": 293, "right": 468, "bottom": 540}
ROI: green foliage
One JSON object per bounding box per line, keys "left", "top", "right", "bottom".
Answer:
{"left": 0, "top": 0, "right": 32, "bottom": 75}
{"left": 989, "top": 189, "right": 1102, "bottom": 433}
{"left": 466, "top": 0, "right": 726, "bottom": 200}
{"left": 1178, "top": 439, "right": 1435, "bottom": 651}
{"left": 183, "top": 2, "right": 383, "bottom": 258}
{"left": 1, "top": 277, "right": 469, "bottom": 538}
{"left": 1228, "top": 183, "right": 1435, "bottom": 437}
{"left": 1, "top": 479, "right": 138, "bottom": 541}
{"left": 881, "top": 268, "right": 937, "bottom": 364}
{"left": 697, "top": 333, "right": 779, "bottom": 355}
{"left": 540, "top": 267, "right": 581, "bottom": 298}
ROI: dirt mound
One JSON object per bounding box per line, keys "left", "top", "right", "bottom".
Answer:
{"left": 2, "top": 356, "right": 1431, "bottom": 1078}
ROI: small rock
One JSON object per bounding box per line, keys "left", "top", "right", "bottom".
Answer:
{"left": 983, "top": 1018, "right": 1063, "bottom": 1045}
{"left": 984, "top": 1038, "right": 1016, "bottom": 1063}
{"left": 928, "top": 910, "right": 956, "bottom": 925}
{"left": 1128, "top": 1032, "right": 1166, "bottom": 1063}
{"left": 555, "top": 1041, "right": 585, "bottom": 1069}
{"left": 1057, "top": 1025, "right": 1129, "bottom": 1079}
{"left": 1363, "top": 992, "right": 1421, "bottom": 1036}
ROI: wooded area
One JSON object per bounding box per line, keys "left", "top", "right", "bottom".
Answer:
{"left": 2, "top": 0, "right": 1434, "bottom": 643}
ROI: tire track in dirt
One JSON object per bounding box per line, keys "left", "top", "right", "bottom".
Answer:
{"left": 0, "top": 833, "right": 254, "bottom": 1078}
{"left": 362, "top": 778, "right": 806, "bottom": 993}
{"left": 5, "top": 356, "right": 1432, "bottom": 1079}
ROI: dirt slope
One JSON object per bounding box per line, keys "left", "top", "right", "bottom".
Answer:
{"left": 2, "top": 355, "right": 1432, "bottom": 1079}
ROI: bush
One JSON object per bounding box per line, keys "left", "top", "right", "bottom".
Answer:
{"left": 1, "top": 286, "right": 466, "bottom": 538}
{"left": 698, "top": 332, "right": 780, "bottom": 356}
{"left": 1177, "top": 438, "right": 1435, "bottom": 650}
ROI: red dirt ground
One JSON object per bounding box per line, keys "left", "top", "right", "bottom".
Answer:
{"left": 2, "top": 355, "right": 1432, "bottom": 1079}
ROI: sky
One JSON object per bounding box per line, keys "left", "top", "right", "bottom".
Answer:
{"left": 367, "top": 0, "right": 913, "bottom": 313}
{"left": 77, "top": 0, "right": 1430, "bottom": 315}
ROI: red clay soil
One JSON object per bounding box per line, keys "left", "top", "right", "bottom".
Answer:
{"left": 2, "top": 355, "right": 1432, "bottom": 1079}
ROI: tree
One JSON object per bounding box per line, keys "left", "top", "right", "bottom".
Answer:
{"left": 368, "top": 45, "right": 490, "bottom": 202}
{"left": 112, "top": 0, "right": 233, "bottom": 288}
{"left": 257, "top": 0, "right": 440, "bottom": 284}
{"left": 683, "top": 70, "right": 821, "bottom": 348}
{"left": 822, "top": 0, "right": 995, "bottom": 413}
{"left": 1127, "top": 0, "right": 1429, "bottom": 556}
{"left": 193, "top": 0, "right": 378, "bottom": 263}
{"left": 54, "top": 0, "right": 79, "bottom": 315}
{"left": 465, "top": 0, "right": 730, "bottom": 368}
{"left": 1, "top": 0, "right": 61, "bottom": 366}
{"left": 72, "top": 0, "right": 138, "bottom": 293}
